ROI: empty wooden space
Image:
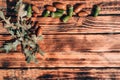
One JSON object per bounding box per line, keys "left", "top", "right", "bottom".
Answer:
{"left": 0, "top": 0, "right": 120, "bottom": 80}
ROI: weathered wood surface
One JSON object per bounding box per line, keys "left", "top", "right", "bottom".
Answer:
{"left": 0, "top": 52, "right": 120, "bottom": 68}
{"left": 0, "top": 0, "right": 120, "bottom": 80}
{"left": 1, "top": 16, "right": 120, "bottom": 34}
{"left": 0, "top": 68, "right": 120, "bottom": 80}
{"left": 33, "top": 16, "right": 120, "bottom": 34}
{"left": 0, "top": 34, "right": 120, "bottom": 52}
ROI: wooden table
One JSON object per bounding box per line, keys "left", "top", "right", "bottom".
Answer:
{"left": 0, "top": 0, "right": 120, "bottom": 79}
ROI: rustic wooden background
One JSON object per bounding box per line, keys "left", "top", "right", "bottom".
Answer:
{"left": 0, "top": 0, "right": 120, "bottom": 80}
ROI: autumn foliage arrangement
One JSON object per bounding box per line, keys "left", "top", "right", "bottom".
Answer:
{"left": 0, "top": 0, "right": 44, "bottom": 63}
{"left": 0, "top": 0, "right": 101, "bottom": 63}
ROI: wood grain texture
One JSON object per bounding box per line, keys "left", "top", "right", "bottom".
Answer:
{"left": 0, "top": 34, "right": 120, "bottom": 52}
{"left": 33, "top": 16, "right": 120, "bottom": 34}
{"left": 0, "top": 52, "right": 120, "bottom": 68}
{"left": 0, "top": 68, "right": 120, "bottom": 80}
{"left": 42, "top": 34, "right": 120, "bottom": 52}
{"left": 0, "top": 0, "right": 120, "bottom": 80}
{"left": 0, "top": 16, "right": 120, "bottom": 34}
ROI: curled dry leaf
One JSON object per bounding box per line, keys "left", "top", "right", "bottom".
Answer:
{"left": 36, "top": 26, "right": 42, "bottom": 36}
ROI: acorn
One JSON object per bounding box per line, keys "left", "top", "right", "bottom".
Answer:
{"left": 78, "top": 11, "right": 89, "bottom": 17}
{"left": 91, "top": 5, "right": 101, "bottom": 17}
{"left": 74, "top": 4, "right": 85, "bottom": 13}
{"left": 57, "top": 9, "right": 65, "bottom": 14}
{"left": 67, "top": 5, "right": 73, "bottom": 17}
{"left": 23, "top": 0, "right": 32, "bottom": 4}
{"left": 32, "top": 5, "right": 40, "bottom": 14}
{"left": 51, "top": 9, "right": 64, "bottom": 18}
{"left": 61, "top": 15, "right": 70, "bottom": 23}
{"left": 42, "top": 10, "right": 50, "bottom": 17}
{"left": 46, "top": 5, "right": 56, "bottom": 12}
{"left": 51, "top": 12, "right": 63, "bottom": 18}
{"left": 54, "top": 2, "right": 66, "bottom": 10}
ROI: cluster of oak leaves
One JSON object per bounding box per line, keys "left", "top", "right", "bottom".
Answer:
{"left": 0, "top": 0, "right": 44, "bottom": 63}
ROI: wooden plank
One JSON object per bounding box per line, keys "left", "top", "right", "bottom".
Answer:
{"left": 42, "top": 34, "right": 120, "bottom": 52}
{"left": 35, "top": 16, "right": 120, "bottom": 34}
{"left": 0, "top": 52, "right": 120, "bottom": 68}
{"left": 0, "top": 68, "right": 120, "bottom": 80}
{"left": 1, "top": 16, "right": 120, "bottom": 34}
{"left": 0, "top": 34, "right": 120, "bottom": 52}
